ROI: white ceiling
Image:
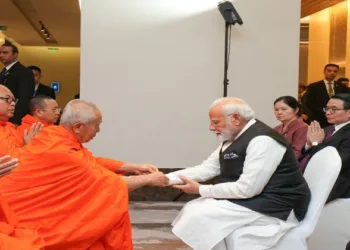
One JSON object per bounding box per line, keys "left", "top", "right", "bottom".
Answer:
{"left": 0, "top": 0, "right": 80, "bottom": 47}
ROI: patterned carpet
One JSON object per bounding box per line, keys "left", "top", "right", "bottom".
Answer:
{"left": 130, "top": 202, "right": 191, "bottom": 250}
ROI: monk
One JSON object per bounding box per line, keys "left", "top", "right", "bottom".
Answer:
{"left": 0, "top": 155, "right": 44, "bottom": 249}
{"left": 0, "top": 86, "right": 44, "bottom": 249}
{"left": 0, "top": 85, "right": 42, "bottom": 155}
{"left": 0, "top": 99, "right": 169, "bottom": 250}
{"left": 17, "top": 95, "right": 60, "bottom": 139}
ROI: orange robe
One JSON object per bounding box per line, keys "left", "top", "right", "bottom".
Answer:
{"left": 17, "top": 115, "right": 53, "bottom": 140}
{"left": 0, "top": 125, "right": 132, "bottom": 250}
{"left": 0, "top": 121, "right": 24, "bottom": 156}
{"left": 0, "top": 122, "right": 44, "bottom": 249}
{"left": 0, "top": 195, "right": 44, "bottom": 249}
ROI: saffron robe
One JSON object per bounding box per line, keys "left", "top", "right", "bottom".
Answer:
{"left": 0, "top": 121, "right": 23, "bottom": 155}
{"left": 16, "top": 114, "right": 52, "bottom": 140}
{"left": 0, "top": 125, "right": 132, "bottom": 250}
{"left": 0, "top": 122, "right": 44, "bottom": 249}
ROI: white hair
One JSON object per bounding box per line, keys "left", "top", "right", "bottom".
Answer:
{"left": 209, "top": 97, "right": 255, "bottom": 120}
{"left": 60, "top": 100, "right": 99, "bottom": 126}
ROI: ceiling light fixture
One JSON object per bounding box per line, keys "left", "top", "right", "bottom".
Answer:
{"left": 38, "top": 21, "right": 52, "bottom": 41}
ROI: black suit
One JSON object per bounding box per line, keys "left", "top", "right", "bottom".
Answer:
{"left": 301, "top": 123, "right": 350, "bottom": 203}
{"left": 303, "top": 80, "right": 349, "bottom": 127}
{"left": 0, "top": 62, "right": 35, "bottom": 125}
{"left": 34, "top": 83, "right": 56, "bottom": 99}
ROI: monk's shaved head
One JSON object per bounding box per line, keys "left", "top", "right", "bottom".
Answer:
{"left": 0, "top": 85, "right": 13, "bottom": 96}
{"left": 29, "top": 96, "right": 54, "bottom": 114}
{"left": 0, "top": 85, "right": 16, "bottom": 121}
{"left": 60, "top": 100, "right": 100, "bottom": 126}
{"left": 60, "top": 100, "right": 102, "bottom": 143}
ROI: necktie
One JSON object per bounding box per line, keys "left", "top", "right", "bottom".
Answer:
{"left": 299, "top": 125, "right": 335, "bottom": 171}
{"left": 0, "top": 68, "right": 7, "bottom": 84}
{"left": 324, "top": 125, "right": 335, "bottom": 142}
{"left": 328, "top": 81, "right": 334, "bottom": 97}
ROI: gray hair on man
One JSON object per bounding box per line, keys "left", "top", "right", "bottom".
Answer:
{"left": 60, "top": 99, "right": 99, "bottom": 126}
{"left": 210, "top": 97, "right": 255, "bottom": 120}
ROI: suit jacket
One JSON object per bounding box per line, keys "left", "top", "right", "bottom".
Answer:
{"left": 34, "top": 83, "right": 56, "bottom": 99}
{"left": 303, "top": 80, "right": 349, "bottom": 127}
{"left": 301, "top": 123, "right": 350, "bottom": 203}
{"left": 274, "top": 118, "right": 308, "bottom": 159}
{"left": 0, "top": 62, "right": 35, "bottom": 125}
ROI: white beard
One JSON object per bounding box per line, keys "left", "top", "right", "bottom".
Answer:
{"left": 216, "top": 131, "right": 233, "bottom": 143}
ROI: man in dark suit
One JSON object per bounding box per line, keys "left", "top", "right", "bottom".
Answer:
{"left": 28, "top": 66, "right": 56, "bottom": 99}
{"left": 303, "top": 64, "right": 349, "bottom": 128}
{"left": 300, "top": 93, "right": 350, "bottom": 203}
{"left": 0, "top": 41, "right": 35, "bottom": 125}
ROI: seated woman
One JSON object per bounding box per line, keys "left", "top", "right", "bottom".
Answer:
{"left": 273, "top": 96, "right": 308, "bottom": 159}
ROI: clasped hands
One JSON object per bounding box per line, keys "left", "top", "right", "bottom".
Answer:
{"left": 120, "top": 163, "right": 169, "bottom": 187}
{"left": 306, "top": 121, "right": 325, "bottom": 147}
{"left": 122, "top": 163, "right": 200, "bottom": 193}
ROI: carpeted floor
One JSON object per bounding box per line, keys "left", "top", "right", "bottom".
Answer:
{"left": 130, "top": 202, "right": 191, "bottom": 250}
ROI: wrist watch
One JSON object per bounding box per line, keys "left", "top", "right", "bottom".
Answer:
{"left": 311, "top": 142, "right": 319, "bottom": 146}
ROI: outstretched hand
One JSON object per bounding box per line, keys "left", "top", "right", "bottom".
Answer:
{"left": 147, "top": 172, "right": 169, "bottom": 187}
{"left": 172, "top": 175, "right": 200, "bottom": 194}
{"left": 132, "top": 164, "right": 159, "bottom": 175}
{"left": 0, "top": 155, "right": 18, "bottom": 177}
{"left": 24, "top": 122, "right": 44, "bottom": 145}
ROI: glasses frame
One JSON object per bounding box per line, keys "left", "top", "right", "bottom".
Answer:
{"left": 39, "top": 108, "right": 62, "bottom": 113}
{"left": 0, "top": 97, "right": 18, "bottom": 104}
{"left": 323, "top": 107, "right": 349, "bottom": 114}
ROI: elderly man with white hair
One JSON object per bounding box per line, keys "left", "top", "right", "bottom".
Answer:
{"left": 0, "top": 99, "right": 169, "bottom": 250}
{"left": 166, "top": 97, "right": 311, "bottom": 250}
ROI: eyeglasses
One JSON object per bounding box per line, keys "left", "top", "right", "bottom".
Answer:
{"left": 210, "top": 113, "right": 233, "bottom": 126}
{"left": 323, "top": 107, "right": 349, "bottom": 114}
{"left": 40, "top": 108, "right": 61, "bottom": 113}
{"left": 0, "top": 97, "right": 18, "bottom": 104}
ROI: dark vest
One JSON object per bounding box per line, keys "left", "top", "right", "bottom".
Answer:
{"left": 219, "top": 120, "right": 311, "bottom": 221}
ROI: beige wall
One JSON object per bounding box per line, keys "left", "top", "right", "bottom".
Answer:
{"left": 306, "top": 1, "right": 350, "bottom": 82}
{"left": 307, "top": 9, "right": 330, "bottom": 84}
{"left": 17, "top": 46, "right": 80, "bottom": 108}
{"left": 299, "top": 44, "right": 309, "bottom": 85}
{"left": 82, "top": 0, "right": 301, "bottom": 166}
{"left": 346, "top": 0, "right": 350, "bottom": 75}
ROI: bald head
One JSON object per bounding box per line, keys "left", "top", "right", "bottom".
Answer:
{"left": 0, "top": 85, "right": 16, "bottom": 121}
{"left": 60, "top": 100, "right": 102, "bottom": 143}
{"left": 209, "top": 97, "right": 255, "bottom": 121}
{"left": 29, "top": 96, "right": 59, "bottom": 124}
{"left": 60, "top": 100, "right": 100, "bottom": 126}
{"left": 0, "top": 85, "right": 13, "bottom": 95}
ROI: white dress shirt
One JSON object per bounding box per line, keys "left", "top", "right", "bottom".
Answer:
{"left": 334, "top": 120, "right": 350, "bottom": 134}
{"left": 166, "top": 118, "right": 287, "bottom": 199}
{"left": 5, "top": 60, "right": 18, "bottom": 71}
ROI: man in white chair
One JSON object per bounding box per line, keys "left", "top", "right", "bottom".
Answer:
{"left": 166, "top": 97, "right": 311, "bottom": 250}
{"left": 300, "top": 93, "right": 350, "bottom": 250}
{"left": 300, "top": 93, "right": 350, "bottom": 202}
